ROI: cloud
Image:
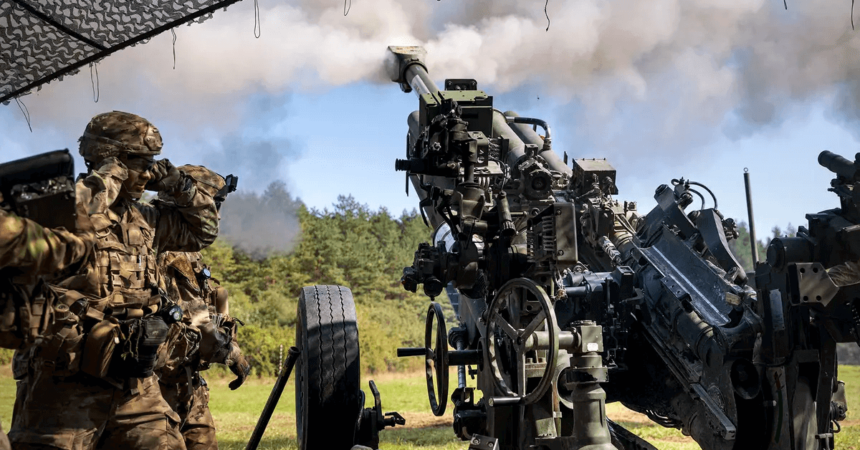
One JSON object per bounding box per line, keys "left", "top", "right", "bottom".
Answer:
{"left": 4, "top": 0, "right": 860, "bottom": 209}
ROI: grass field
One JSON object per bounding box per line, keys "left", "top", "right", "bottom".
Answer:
{"left": 1, "top": 366, "right": 858, "bottom": 449}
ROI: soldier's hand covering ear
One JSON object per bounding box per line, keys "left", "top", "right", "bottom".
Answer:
{"left": 146, "top": 158, "right": 181, "bottom": 192}
{"left": 94, "top": 156, "right": 129, "bottom": 179}
{"left": 227, "top": 344, "right": 250, "bottom": 390}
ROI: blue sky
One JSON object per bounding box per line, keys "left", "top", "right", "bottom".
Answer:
{"left": 281, "top": 82, "right": 849, "bottom": 239}
{"left": 1, "top": 0, "right": 858, "bottom": 245}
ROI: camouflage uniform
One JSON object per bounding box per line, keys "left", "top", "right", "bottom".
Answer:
{"left": 9, "top": 111, "right": 219, "bottom": 450}
{"left": 828, "top": 260, "right": 860, "bottom": 287}
{"left": 0, "top": 210, "right": 96, "bottom": 450}
{"left": 155, "top": 167, "right": 249, "bottom": 450}
{"left": 0, "top": 209, "right": 93, "bottom": 274}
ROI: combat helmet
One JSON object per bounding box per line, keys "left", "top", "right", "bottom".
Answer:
{"left": 78, "top": 111, "right": 162, "bottom": 164}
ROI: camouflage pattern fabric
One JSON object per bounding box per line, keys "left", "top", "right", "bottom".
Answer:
{"left": 175, "top": 166, "right": 226, "bottom": 199}
{"left": 828, "top": 260, "right": 860, "bottom": 287}
{"left": 160, "top": 378, "right": 218, "bottom": 450}
{"left": 0, "top": 210, "right": 92, "bottom": 274}
{"left": 52, "top": 158, "right": 219, "bottom": 301}
{"left": 156, "top": 250, "right": 253, "bottom": 448}
{"left": 9, "top": 373, "right": 184, "bottom": 450}
{"left": 10, "top": 114, "right": 219, "bottom": 450}
{"left": 78, "top": 111, "right": 162, "bottom": 163}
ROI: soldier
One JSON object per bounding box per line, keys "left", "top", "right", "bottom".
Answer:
{"left": 158, "top": 251, "right": 250, "bottom": 450}
{"left": 155, "top": 166, "right": 249, "bottom": 450}
{"left": 0, "top": 207, "right": 97, "bottom": 450}
{"left": 9, "top": 111, "right": 220, "bottom": 450}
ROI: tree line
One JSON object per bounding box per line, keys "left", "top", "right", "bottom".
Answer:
{"left": 3, "top": 188, "right": 855, "bottom": 371}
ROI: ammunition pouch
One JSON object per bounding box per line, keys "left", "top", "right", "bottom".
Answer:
{"left": 80, "top": 318, "right": 120, "bottom": 378}
{"left": 0, "top": 279, "right": 67, "bottom": 350}
{"left": 35, "top": 309, "right": 84, "bottom": 378}
{"left": 12, "top": 348, "right": 30, "bottom": 380}
{"left": 111, "top": 315, "right": 170, "bottom": 379}
{"left": 0, "top": 285, "right": 23, "bottom": 350}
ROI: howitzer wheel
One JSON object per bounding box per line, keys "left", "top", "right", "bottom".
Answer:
{"left": 425, "top": 302, "right": 449, "bottom": 416}
{"left": 296, "top": 285, "right": 362, "bottom": 450}
{"left": 485, "top": 278, "right": 559, "bottom": 405}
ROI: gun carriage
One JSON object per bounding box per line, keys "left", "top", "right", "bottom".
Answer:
{"left": 278, "top": 46, "right": 857, "bottom": 450}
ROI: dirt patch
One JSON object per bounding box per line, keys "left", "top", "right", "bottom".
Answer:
{"left": 652, "top": 434, "right": 695, "bottom": 443}
{"left": 400, "top": 411, "right": 454, "bottom": 429}
{"left": 607, "top": 408, "right": 652, "bottom": 424}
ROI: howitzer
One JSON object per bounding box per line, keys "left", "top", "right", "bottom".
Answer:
{"left": 287, "top": 46, "right": 855, "bottom": 450}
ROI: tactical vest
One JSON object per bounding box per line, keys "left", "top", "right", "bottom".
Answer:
{"left": 91, "top": 206, "right": 159, "bottom": 308}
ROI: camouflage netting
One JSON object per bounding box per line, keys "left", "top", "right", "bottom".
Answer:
{"left": 0, "top": 0, "right": 244, "bottom": 105}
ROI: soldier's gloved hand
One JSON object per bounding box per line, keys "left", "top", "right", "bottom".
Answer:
{"left": 227, "top": 343, "right": 250, "bottom": 390}
{"left": 94, "top": 156, "right": 128, "bottom": 177}
{"left": 197, "top": 321, "right": 232, "bottom": 364}
{"left": 146, "top": 158, "right": 182, "bottom": 192}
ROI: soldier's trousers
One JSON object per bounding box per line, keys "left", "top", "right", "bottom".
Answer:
{"left": 9, "top": 368, "right": 186, "bottom": 450}
{"left": 159, "top": 377, "right": 218, "bottom": 450}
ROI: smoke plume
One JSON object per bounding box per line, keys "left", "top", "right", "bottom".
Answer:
{"left": 3, "top": 0, "right": 860, "bottom": 252}
{"left": 218, "top": 180, "right": 301, "bottom": 259}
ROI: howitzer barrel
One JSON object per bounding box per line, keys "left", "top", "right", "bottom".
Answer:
{"left": 386, "top": 46, "right": 439, "bottom": 96}
{"left": 492, "top": 111, "right": 527, "bottom": 168}
{"left": 818, "top": 150, "right": 857, "bottom": 179}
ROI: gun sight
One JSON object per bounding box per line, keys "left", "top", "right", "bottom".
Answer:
{"left": 818, "top": 150, "right": 858, "bottom": 179}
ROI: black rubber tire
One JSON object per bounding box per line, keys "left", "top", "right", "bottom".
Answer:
{"left": 296, "top": 285, "right": 362, "bottom": 450}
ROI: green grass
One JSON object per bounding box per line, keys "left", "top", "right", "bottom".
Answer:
{"left": 1, "top": 367, "right": 858, "bottom": 449}
{"left": 837, "top": 365, "right": 860, "bottom": 449}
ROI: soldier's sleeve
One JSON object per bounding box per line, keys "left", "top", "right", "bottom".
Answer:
{"left": 828, "top": 260, "right": 860, "bottom": 287}
{"left": 0, "top": 209, "right": 93, "bottom": 274}
{"left": 76, "top": 157, "right": 128, "bottom": 217}
{"left": 139, "top": 173, "right": 219, "bottom": 253}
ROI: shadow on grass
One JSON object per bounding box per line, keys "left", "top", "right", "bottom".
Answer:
{"left": 219, "top": 425, "right": 462, "bottom": 450}
{"left": 219, "top": 436, "right": 296, "bottom": 450}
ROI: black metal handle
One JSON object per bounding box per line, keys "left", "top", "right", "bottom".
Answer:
{"left": 397, "top": 347, "right": 428, "bottom": 357}
{"left": 245, "top": 346, "right": 301, "bottom": 450}
{"left": 487, "top": 396, "right": 523, "bottom": 407}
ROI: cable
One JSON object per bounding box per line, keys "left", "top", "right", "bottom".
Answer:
{"left": 171, "top": 28, "right": 177, "bottom": 69}
{"left": 688, "top": 188, "right": 706, "bottom": 210}
{"left": 344, "top": 0, "right": 351, "bottom": 16}
{"left": 90, "top": 62, "right": 100, "bottom": 103}
{"left": 254, "top": 0, "right": 261, "bottom": 38}
{"left": 688, "top": 181, "right": 718, "bottom": 209}
{"left": 544, "top": 0, "right": 550, "bottom": 31}
{"left": 14, "top": 97, "right": 32, "bottom": 132}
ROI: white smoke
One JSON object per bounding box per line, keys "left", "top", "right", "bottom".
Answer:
{"left": 3, "top": 0, "right": 860, "bottom": 250}
{"left": 8, "top": 1, "right": 860, "bottom": 150}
